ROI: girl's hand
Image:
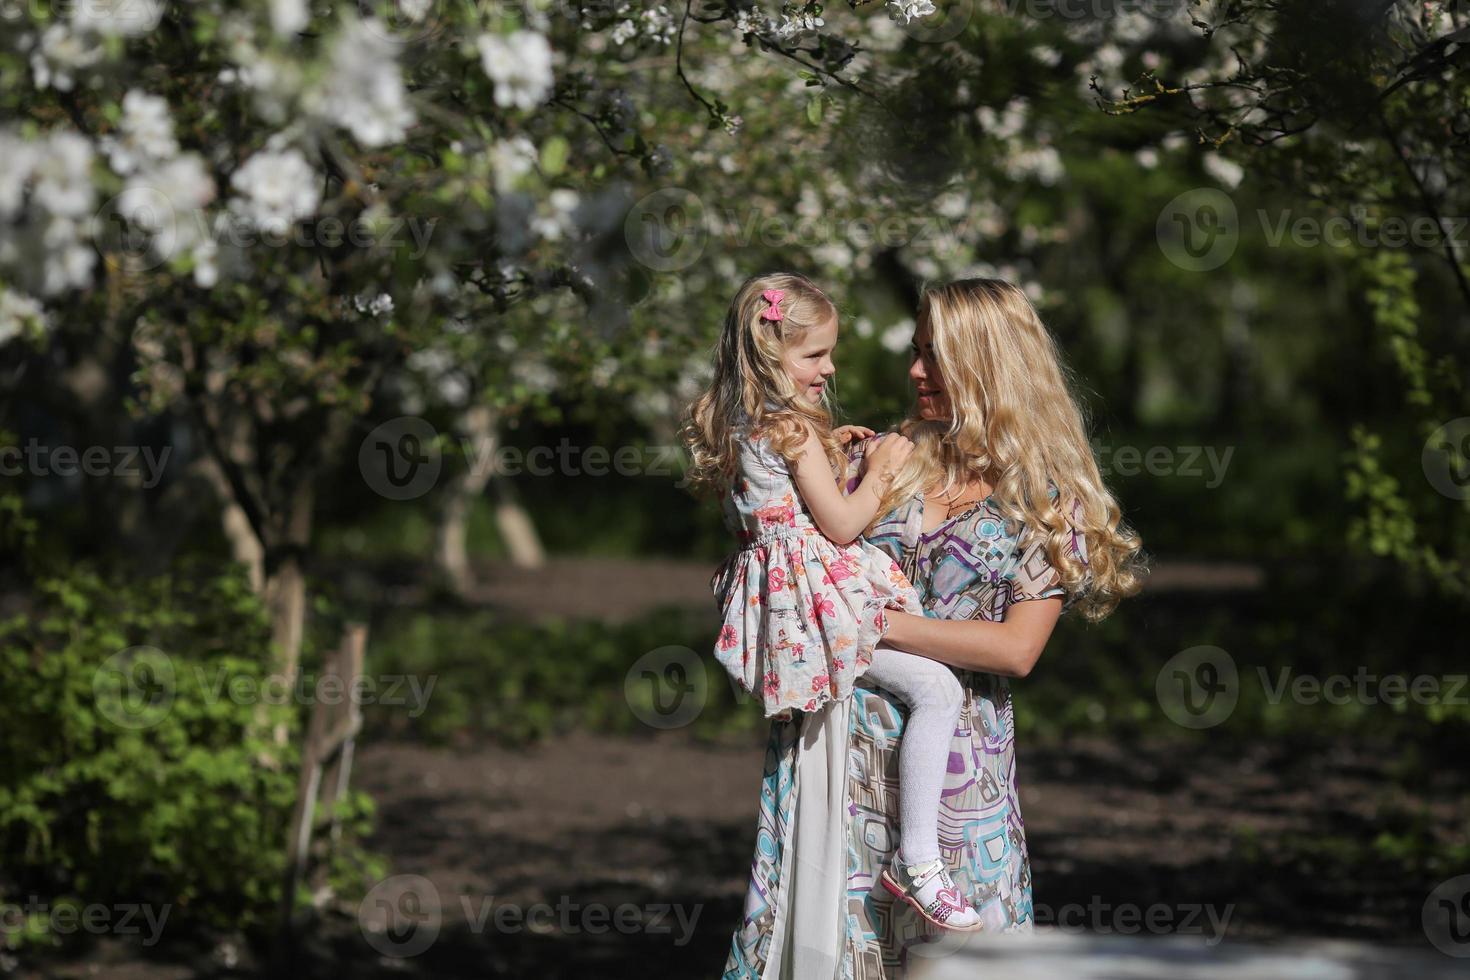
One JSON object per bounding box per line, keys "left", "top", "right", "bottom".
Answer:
{"left": 833, "top": 424, "right": 876, "bottom": 445}
{"left": 864, "top": 433, "right": 914, "bottom": 482}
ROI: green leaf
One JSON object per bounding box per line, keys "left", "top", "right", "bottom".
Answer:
{"left": 541, "top": 136, "right": 570, "bottom": 177}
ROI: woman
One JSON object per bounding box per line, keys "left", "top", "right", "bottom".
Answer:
{"left": 721, "top": 279, "right": 1146, "bottom": 979}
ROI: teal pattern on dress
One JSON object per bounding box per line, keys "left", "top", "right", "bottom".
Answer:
{"left": 723, "top": 448, "right": 1087, "bottom": 979}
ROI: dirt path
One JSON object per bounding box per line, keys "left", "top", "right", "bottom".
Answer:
{"left": 308, "top": 728, "right": 1455, "bottom": 977}
{"left": 26, "top": 727, "right": 1461, "bottom": 978}
{"left": 333, "top": 556, "right": 1272, "bottom": 625}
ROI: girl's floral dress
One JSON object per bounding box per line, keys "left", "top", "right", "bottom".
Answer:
{"left": 721, "top": 439, "right": 1092, "bottom": 979}
{"left": 709, "top": 431, "right": 922, "bottom": 719}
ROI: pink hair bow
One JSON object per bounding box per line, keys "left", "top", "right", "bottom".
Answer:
{"left": 759, "top": 288, "right": 786, "bottom": 322}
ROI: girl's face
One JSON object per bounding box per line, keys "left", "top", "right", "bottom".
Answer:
{"left": 909, "top": 317, "right": 950, "bottom": 420}
{"left": 781, "top": 314, "right": 838, "bottom": 405}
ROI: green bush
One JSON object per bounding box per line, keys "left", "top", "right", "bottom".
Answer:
{"left": 0, "top": 562, "right": 374, "bottom": 951}
{"left": 365, "top": 604, "right": 761, "bottom": 745}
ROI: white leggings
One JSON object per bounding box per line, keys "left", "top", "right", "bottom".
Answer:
{"left": 858, "top": 645, "right": 966, "bottom": 866}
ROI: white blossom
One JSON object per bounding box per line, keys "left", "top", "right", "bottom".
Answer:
{"left": 978, "top": 100, "right": 1028, "bottom": 141}
{"left": 29, "top": 24, "right": 105, "bottom": 92}
{"left": 885, "top": 0, "right": 935, "bottom": 26}
{"left": 812, "top": 241, "right": 853, "bottom": 269}
{"left": 0, "top": 131, "right": 37, "bottom": 220}
{"left": 191, "top": 235, "right": 220, "bottom": 288}
{"left": 40, "top": 215, "right": 98, "bottom": 293}
{"left": 640, "top": 6, "right": 676, "bottom": 45}
{"left": 1005, "top": 144, "right": 1064, "bottom": 186}
{"left": 70, "top": 0, "right": 166, "bottom": 37}
{"left": 530, "top": 189, "right": 580, "bottom": 242}
{"left": 103, "top": 90, "right": 179, "bottom": 175}
{"left": 228, "top": 147, "right": 320, "bottom": 234}
{"left": 590, "top": 356, "right": 619, "bottom": 388}
{"left": 774, "top": 12, "right": 824, "bottom": 40}
{"left": 1035, "top": 45, "right": 1062, "bottom": 67}
{"left": 1203, "top": 153, "right": 1244, "bottom": 189}
{"left": 269, "top": 0, "right": 310, "bottom": 37}
{"left": 513, "top": 358, "right": 559, "bottom": 395}
{"left": 1112, "top": 10, "right": 1158, "bottom": 45}
{"left": 490, "top": 136, "right": 539, "bottom": 193}
{"left": 218, "top": 17, "right": 306, "bottom": 123}
{"left": 0, "top": 288, "right": 49, "bottom": 345}
{"left": 611, "top": 20, "right": 638, "bottom": 45}
{"left": 0, "top": 130, "right": 99, "bottom": 297}
{"left": 934, "top": 190, "right": 968, "bottom": 220}
{"left": 124, "top": 154, "right": 218, "bottom": 259}
{"left": 354, "top": 292, "right": 396, "bottom": 317}
{"left": 304, "top": 19, "right": 416, "bottom": 147}
{"left": 401, "top": 0, "right": 434, "bottom": 22}
{"left": 476, "top": 31, "right": 555, "bottom": 111}
{"left": 880, "top": 319, "right": 915, "bottom": 354}
{"left": 31, "top": 131, "right": 96, "bottom": 219}
{"left": 734, "top": 10, "right": 774, "bottom": 35}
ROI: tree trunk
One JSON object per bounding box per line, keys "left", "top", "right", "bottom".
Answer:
{"left": 193, "top": 454, "right": 266, "bottom": 591}
{"left": 433, "top": 404, "right": 544, "bottom": 597}
{"left": 261, "top": 479, "right": 314, "bottom": 748}
{"left": 266, "top": 479, "right": 315, "bottom": 684}
{"left": 493, "top": 476, "right": 545, "bottom": 569}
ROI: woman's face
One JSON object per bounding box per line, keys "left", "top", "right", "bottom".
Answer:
{"left": 909, "top": 317, "right": 950, "bottom": 421}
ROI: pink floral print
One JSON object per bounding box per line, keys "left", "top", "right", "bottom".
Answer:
{"left": 708, "top": 432, "right": 923, "bottom": 718}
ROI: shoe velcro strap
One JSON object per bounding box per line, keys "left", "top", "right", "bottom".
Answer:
{"left": 908, "top": 860, "right": 945, "bottom": 889}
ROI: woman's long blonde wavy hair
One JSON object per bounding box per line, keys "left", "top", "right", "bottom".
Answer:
{"left": 682, "top": 272, "right": 848, "bottom": 497}
{"left": 878, "top": 278, "right": 1148, "bottom": 622}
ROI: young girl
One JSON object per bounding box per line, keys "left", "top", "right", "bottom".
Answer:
{"left": 683, "top": 271, "right": 983, "bottom": 932}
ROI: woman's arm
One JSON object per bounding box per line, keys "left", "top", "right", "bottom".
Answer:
{"left": 791, "top": 427, "right": 907, "bottom": 545}
{"left": 881, "top": 598, "right": 1063, "bottom": 678}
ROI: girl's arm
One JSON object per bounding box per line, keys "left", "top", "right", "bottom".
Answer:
{"left": 791, "top": 426, "right": 905, "bottom": 545}
{"left": 880, "top": 598, "right": 1063, "bottom": 678}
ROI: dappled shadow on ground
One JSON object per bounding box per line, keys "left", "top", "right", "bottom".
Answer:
{"left": 1021, "top": 735, "right": 1465, "bottom": 946}
{"left": 23, "top": 728, "right": 1464, "bottom": 979}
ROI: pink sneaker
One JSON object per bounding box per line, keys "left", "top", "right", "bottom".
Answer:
{"left": 879, "top": 853, "right": 983, "bottom": 932}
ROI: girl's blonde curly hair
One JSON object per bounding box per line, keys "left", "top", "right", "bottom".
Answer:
{"left": 681, "top": 272, "right": 847, "bottom": 496}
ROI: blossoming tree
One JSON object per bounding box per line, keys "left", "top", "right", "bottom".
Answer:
{"left": 0, "top": 0, "right": 951, "bottom": 681}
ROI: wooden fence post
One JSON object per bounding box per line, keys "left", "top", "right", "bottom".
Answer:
{"left": 275, "top": 622, "right": 367, "bottom": 959}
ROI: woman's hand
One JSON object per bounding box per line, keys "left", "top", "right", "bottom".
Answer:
{"left": 833, "top": 424, "right": 876, "bottom": 445}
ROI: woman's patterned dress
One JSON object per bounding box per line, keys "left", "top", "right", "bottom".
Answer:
{"left": 722, "top": 455, "right": 1089, "bottom": 979}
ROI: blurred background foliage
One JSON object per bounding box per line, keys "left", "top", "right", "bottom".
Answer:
{"left": 2, "top": 0, "right": 1468, "bottom": 960}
